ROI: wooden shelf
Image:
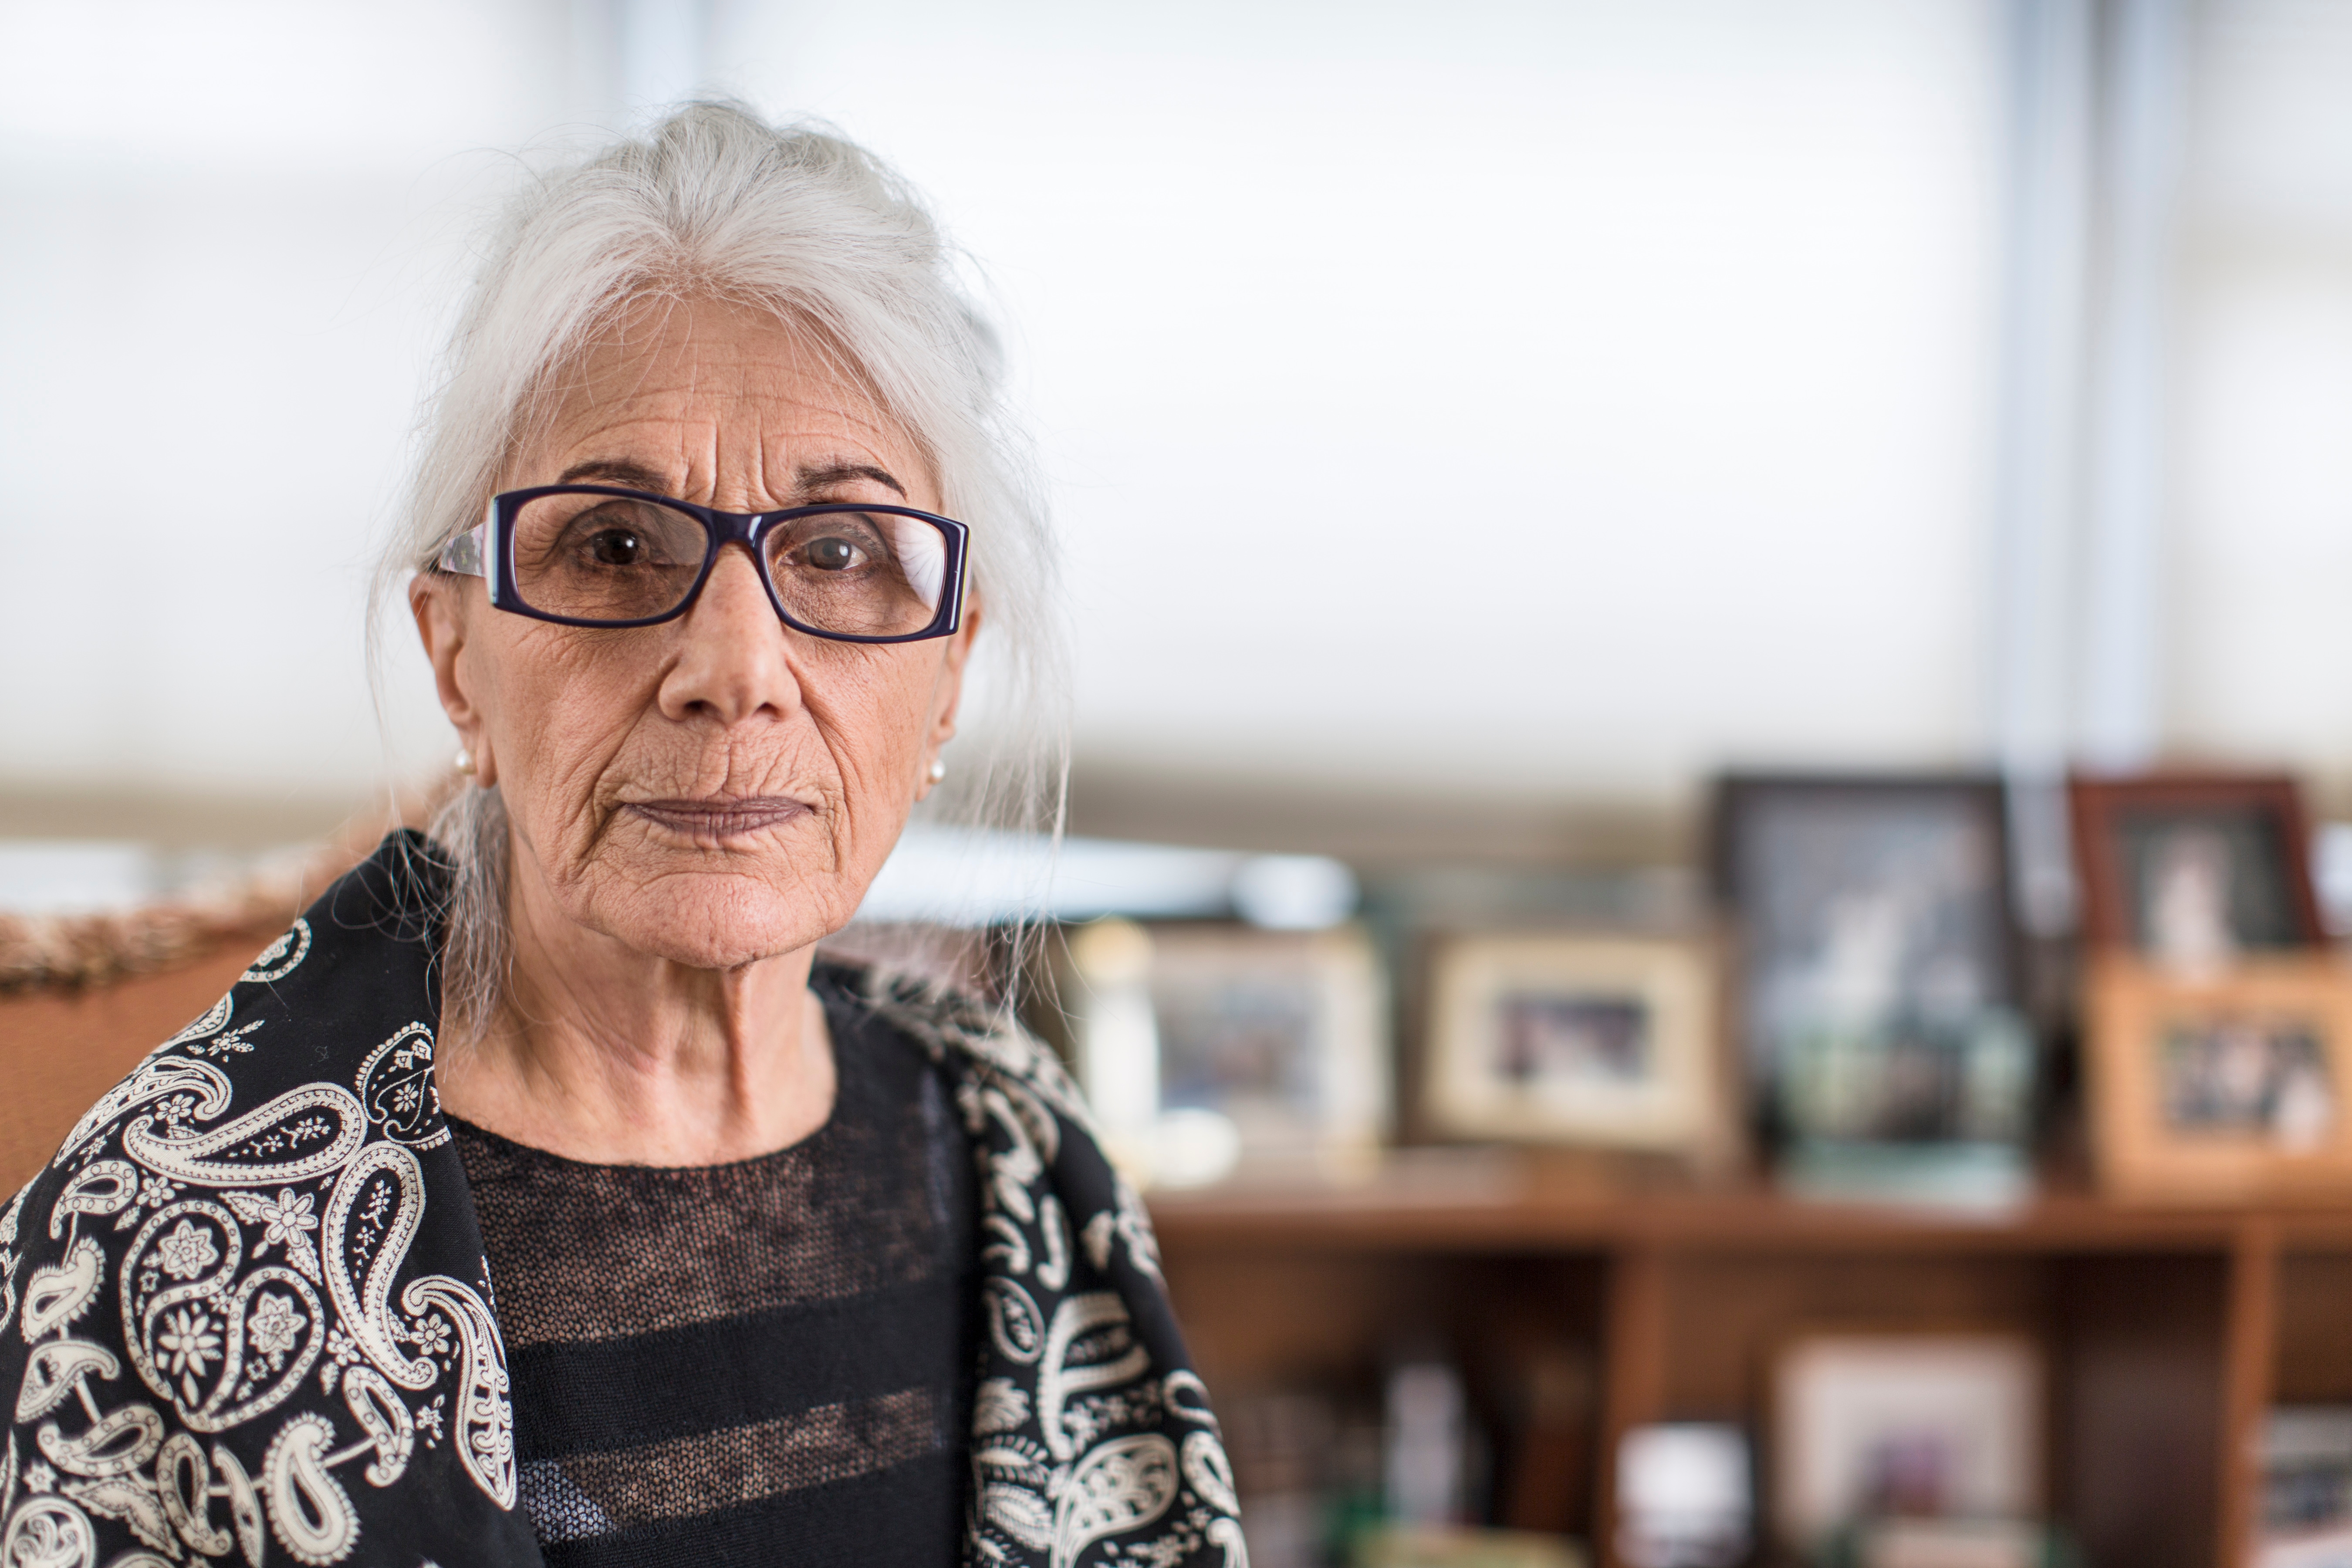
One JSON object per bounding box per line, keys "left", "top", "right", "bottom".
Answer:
{"left": 1150, "top": 1169, "right": 2352, "bottom": 1254}
{"left": 1150, "top": 1163, "right": 2352, "bottom": 1568}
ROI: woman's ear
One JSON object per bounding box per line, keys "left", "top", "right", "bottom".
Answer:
{"left": 409, "top": 575, "right": 499, "bottom": 786}
{"left": 934, "top": 591, "right": 983, "bottom": 741}
{"left": 917, "top": 595, "right": 982, "bottom": 799}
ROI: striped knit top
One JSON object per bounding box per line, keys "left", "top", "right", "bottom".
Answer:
{"left": 448, "top": 964, "right": 980, "bottom": 1567}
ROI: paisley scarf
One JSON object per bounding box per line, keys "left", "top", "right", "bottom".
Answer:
{"left": 0, "top": 832, "right": 1244, "bottom": 1568}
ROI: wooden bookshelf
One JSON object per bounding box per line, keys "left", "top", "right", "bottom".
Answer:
{"left": 1152, "top": 1166, "right": 2351, "bottom": 1568}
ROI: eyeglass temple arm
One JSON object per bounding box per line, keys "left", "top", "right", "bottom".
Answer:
{"left": 433, "top": 507, "right": 500, "bottom": 605}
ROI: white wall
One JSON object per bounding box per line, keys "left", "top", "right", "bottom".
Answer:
{"left": 34, "top": 1, "right": 2340, "bottom": 820}
{"left": 2172, "top": 0, "right": 2352, "bottom": 772}
{"left": 0, "top": 0, "right": 590, "bottom": 793}
{"left": 723, "top": 0, "right": 2003, "bottom": 801}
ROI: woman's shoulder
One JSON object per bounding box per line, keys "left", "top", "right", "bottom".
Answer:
{"left": 814, "top": 956, "right": 1098, "bottom": 1135}
{"left": 0, "top": 838, "right": 539, "bottom": 1566}
{"left": 15, "top": 833, "right": 447, "bottom": 1176}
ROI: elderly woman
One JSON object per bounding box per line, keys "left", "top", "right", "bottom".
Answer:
{"left": 0, "top": 105, "right": 1239, "bottom": 1568}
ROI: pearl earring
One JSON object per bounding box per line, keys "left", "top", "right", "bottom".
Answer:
{"left": 454, "top": 747, "right": 476, "bottom": 776}
{"left": 926, "top": 758, "right": 946, "bottom": 784}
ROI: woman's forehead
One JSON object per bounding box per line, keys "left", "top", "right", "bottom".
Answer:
{"left": 527, "top": 295, "right": 933, "bottom": 505}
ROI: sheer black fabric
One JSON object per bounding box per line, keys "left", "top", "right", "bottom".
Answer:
{"left": 449, "top": 968, "right": 979, "bottom": 1566}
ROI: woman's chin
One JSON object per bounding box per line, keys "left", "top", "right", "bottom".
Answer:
{"left": 583, "top": 873, "right": 852, "bottom": 971}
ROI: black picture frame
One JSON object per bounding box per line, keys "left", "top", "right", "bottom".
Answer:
{"left": 1711, "top": 773, "right": 2027, "bottom": 1149}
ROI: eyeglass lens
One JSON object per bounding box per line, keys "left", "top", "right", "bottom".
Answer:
{"left": 508, "top": 493, "right": 949, "bottom": 635}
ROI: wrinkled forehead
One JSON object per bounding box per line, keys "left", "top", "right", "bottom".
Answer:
{"left": 514, "top": 292, "right": 939, "bottom": 509}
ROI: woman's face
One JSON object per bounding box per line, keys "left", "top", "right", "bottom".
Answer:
{"left": 410, "top": 296, "right": 976, "bottom": 970}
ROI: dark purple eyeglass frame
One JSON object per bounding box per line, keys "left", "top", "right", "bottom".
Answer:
{"left": 436, "top": 483, "right": 970, "bottom": 644}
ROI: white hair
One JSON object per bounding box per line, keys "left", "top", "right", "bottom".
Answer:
{"left": 372, "top": 101, "right": 1066, "bottom": 1043}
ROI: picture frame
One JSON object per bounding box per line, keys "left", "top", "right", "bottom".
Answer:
{"left": 1059, "top": 918, "right": 1390, "bottom": 1187}
{"left": 2261, "top": 1406, "right": 2352, "bottom": 1546}
{"left": 2068, "top": 772, "right": 2325, "bottom": 961}
{"left": 2083, "top": 954, "right": 2352, "bottom": 1203}
{"left": 1421, "top": 932, "right": 1723, "bottom": 1154}
{"left": 1711, "top": 774, "right": 2031, "bottom": 1153}
{"left": 1770, "top": 1330, "right": 2043, "bottom": 1553}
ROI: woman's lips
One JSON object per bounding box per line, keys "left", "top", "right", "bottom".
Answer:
{"left": 623, "top": 798, "right": 812, "bottom": 839}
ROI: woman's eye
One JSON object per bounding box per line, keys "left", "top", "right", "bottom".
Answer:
{"left": 587, "top": 529, "right": 644, "bottom": 566}
{"left": 803, "top": 536, "right": 863, "bottom": 571}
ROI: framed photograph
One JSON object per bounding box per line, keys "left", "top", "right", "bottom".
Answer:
{"left": 2084, "top": 954, "right": 2352, "bottom": 1202}
{"left": 1422, "top": 933, "right": 1721, "bottom": 1153}
{"left": 1712, "top": 775, "right": 2031, "bottom": 1150}
{"left": 1771, "top": 1331, "right": 2042, "bottom": 1552}
{"left": 1150, "top": 920, "right": 1389, "bottom": 1158}
{"left": 1060, "top": 919, "right": 1389, "bottom": 1186}
{"left": 2262, "top": 1406, "right": 2352, "bottom": 1541}
{"left": 2068, "top": 773, "right": 2325, "bottom": 963}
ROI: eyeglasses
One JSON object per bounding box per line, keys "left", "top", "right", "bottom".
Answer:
{"left": 435, "top": 484, "right": 970, "bottom": 643}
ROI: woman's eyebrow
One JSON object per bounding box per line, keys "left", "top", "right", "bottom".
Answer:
{"left": 796, "top": 462, "right": 906, "bottom": 498}
{"left": 556, "top": 458, "right": 676, "bottom": 491}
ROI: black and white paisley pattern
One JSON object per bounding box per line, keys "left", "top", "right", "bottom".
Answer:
{"left": 2, "top": 833, "right": 1242, "bottom": 1568}
{"left": 861, "top": 973, "right": 1246, "bottom": 1568}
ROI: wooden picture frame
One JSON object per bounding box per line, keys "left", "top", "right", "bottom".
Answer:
{"left": 2084, "top": 954, "right": 2352, "bottom": 1203}
{"left": 1422, "top": 932, "right": 1723, "bottom": 1154}
{"left": 2068, "top": 772, "right": 2324, "bottom": 956}
{"left": 1059, "top": 919, "right": 1390, "bottom": 1186}
{"left": 1770, "top": 1329, "right": 2043, "bottom": 1552}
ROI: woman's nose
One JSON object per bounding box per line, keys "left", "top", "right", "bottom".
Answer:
{"left": 655, "top": 545, "right": 803, "bottom": 726}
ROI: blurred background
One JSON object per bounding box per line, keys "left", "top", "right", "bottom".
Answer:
{"left": 8, "top": 3, "right": 2352, "bottom": 1567}
{"left": 2, "top": 0, "right": 2345, "bottom": 864}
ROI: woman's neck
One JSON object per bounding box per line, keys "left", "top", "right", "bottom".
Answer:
{"left": 434, "top": 874, "right": 837, "bottom": 1167}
